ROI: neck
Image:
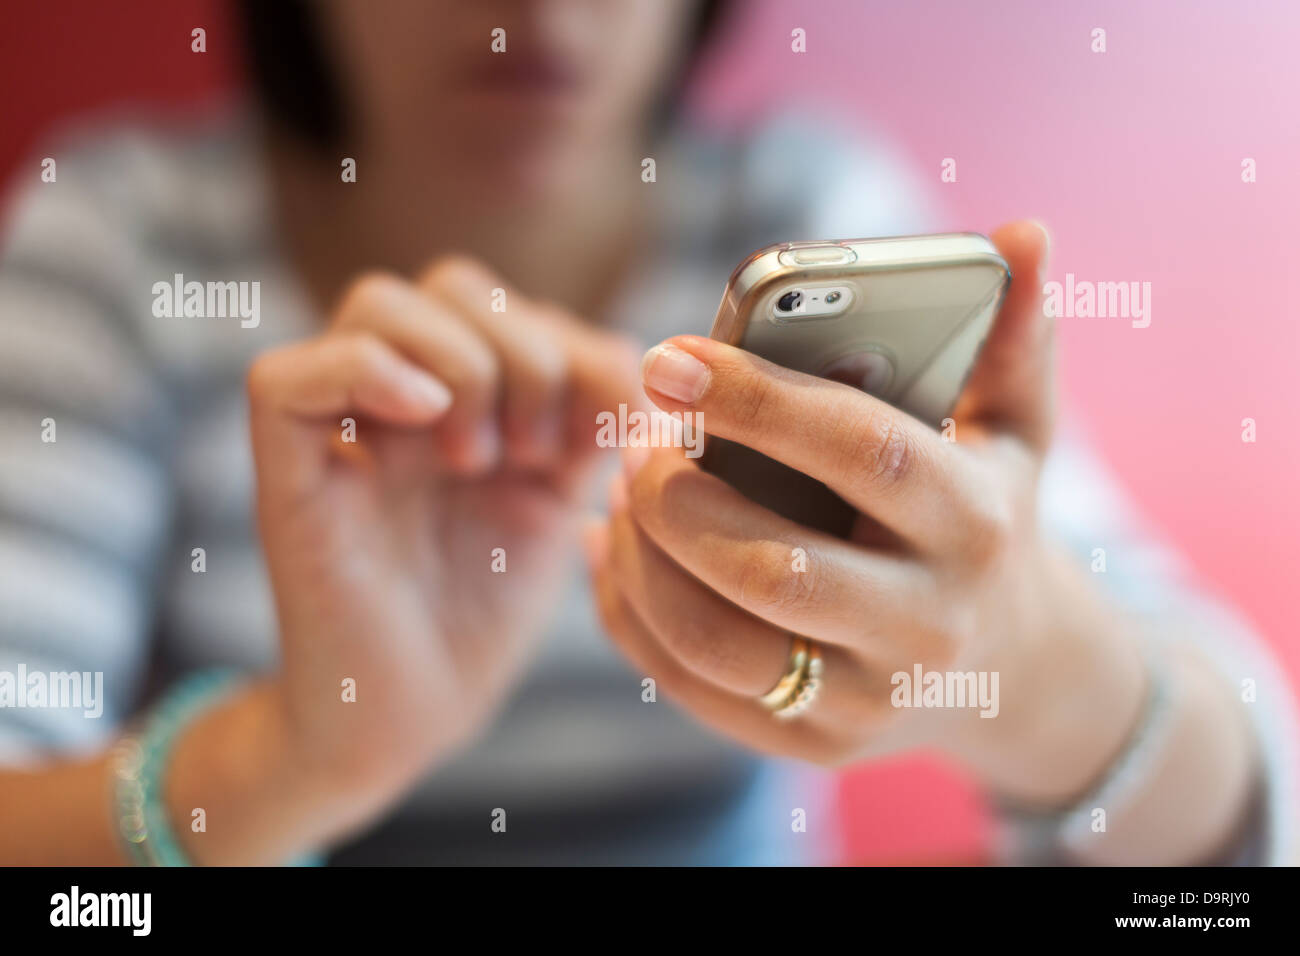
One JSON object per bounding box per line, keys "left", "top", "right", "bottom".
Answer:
{"left": 263, "top": 126, "right": 649, "bottom": 321}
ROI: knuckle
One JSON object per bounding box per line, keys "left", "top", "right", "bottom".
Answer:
{"left": 421, "top": 253, "right": 493, "bottom": 292}
{"left": 245, "top": 349, "right": 285, "bottom": 403}
{"left": 336, "top": 271, "right": 405, "bottom": 324}
{"left": 840, "top": 411, "right": 915, "bottom": 494}
{"left": 728, "top": 365, "right": 776, "bottom": 433}
{"left": 917, "top": 617, "right": 965, "bottom": 672}
{"left": 348, "top": 333, "right": 395, "bottom": 376}
{"left": 624, "top": 465, "right": 658, "bottom": 522}
{"left": 439, "top": 336, "right": 500, "bottom": 404}
{"left": 655, "top": 608, "right": 734, "bottom": 676}
{"left": 869, "top": 418, "right": 915, "bottom": 490}
{"left": 735, "top": 542, "right": 817, "bottom": 618}
{"left": 462, "top": 340, "right": 502, "bottom": 390}
{"left": 964, "top": 496, "right": 1014, "bottom": 567}
{"left": 516, "top": 331, "right": 568, "bottom": 391}
{"left": 630, "top": 461, "right": 697, "bottom": 533}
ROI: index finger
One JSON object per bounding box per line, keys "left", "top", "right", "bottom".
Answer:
{"left": 532, "top": 304, "right": 647, "bottom": 449}
{"left": 639, "top": 335, "right": 1002, "bottom": 555}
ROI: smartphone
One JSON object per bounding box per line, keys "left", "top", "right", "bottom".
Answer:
{"left": 701, "top": 233, "right": 1011, "bottom": 537}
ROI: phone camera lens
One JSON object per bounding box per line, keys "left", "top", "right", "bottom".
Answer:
{"left": 777, "top": 290, "right": 804, "bottom": 313}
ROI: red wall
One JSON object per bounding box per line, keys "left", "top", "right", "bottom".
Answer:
{"left": 1, "top": 1, "right": 236, "bottom": 181}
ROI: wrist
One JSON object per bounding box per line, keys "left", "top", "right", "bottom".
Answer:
{"left": 1066, "top": 645, "right": 1260, "bottom": 865}
{"left": 941, "top": 544, "right": 1148, "bottom": 806}
{"left": 164, "top": 678, "right": 389, "bottom": 865}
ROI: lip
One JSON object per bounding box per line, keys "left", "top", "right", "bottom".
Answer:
{"left": 461, "top": 54, "right": 584, "bottom": 95}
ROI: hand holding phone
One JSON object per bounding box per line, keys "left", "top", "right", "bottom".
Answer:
{"left": 701, "top": 233, "right": 1011, "bottom": 536}
{"left": 590, "top": 222, "right": 1098, "bottom": 789}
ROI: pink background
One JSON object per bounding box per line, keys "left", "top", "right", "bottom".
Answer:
{"left": 4, "top": 0, "right": 1297, "bottom": 863}
{"left": 691, "top": 0, "right": 1300, "bottom": 861}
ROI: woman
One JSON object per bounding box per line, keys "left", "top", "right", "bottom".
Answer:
{"left": 0, "top": 0, "right": 1290, "bottom": 865}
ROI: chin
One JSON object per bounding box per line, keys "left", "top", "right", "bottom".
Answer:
{"left": 447, "top": 132, "right": 590, "bottom": 205}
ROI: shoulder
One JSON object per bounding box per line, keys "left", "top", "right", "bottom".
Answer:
{"left": 1, "top": 106, "right": 269, "bottom": 277}
{"left": 0, "top": 107, "right": 291, "bottom": 388}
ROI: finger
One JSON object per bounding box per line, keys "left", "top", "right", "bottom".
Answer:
{"left": 955, "top": 220, "right": 1055, "bottom": 453}
{"left": 638, "top": 334, "right": 996, "bottom": 555}
{"left": 536, "top": 305, "right": 646, "bottom": 450}
{"left": 247, "top": 332, "right": 453, "bottom": 494}
{"left": 603, "top": 490, "right": 887, "bottom": 729}
{"left": 608, "top": 487, "right": 790, "bottom": 696}
{"left": 420, "top": 256, "right": 568, "bottom": 467}
{"left": 619, "top": 445, "right": 950, "bottom": 664}
{"left": 585, "top": 522, "right": 850, "bottom": 764}
{"left": 332, "top": 272, "right": 501, "bottom": 472}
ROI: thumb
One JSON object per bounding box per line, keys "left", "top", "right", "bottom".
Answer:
{"left": 956, "top": 219, "right": 1055, "bottom": 453}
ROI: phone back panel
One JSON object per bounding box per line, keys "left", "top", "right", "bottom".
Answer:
{"left": 701, "top": 234, "right": 1010, "bottom": 537}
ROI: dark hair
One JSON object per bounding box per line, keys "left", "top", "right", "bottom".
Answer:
{"left": 237, "top": 0, "right": 728, "bottom": 151}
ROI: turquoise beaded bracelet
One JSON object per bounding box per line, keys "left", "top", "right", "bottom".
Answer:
{"left": 111, "top": 668, "right": 241, "bottom": 865}
{"left": 111, "top": 669, "right": 322, "bottom": 866}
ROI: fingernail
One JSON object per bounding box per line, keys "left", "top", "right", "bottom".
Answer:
{"left": 642, "top": 344, "right": 710, "bottom": 404}
{"left": 1029, "top": 219, "right": 1052, "bottom": 280}
{"left": 622, "top": 442, "right": 650, "bottom": 478}
{"left": 401, "top": 369, "right": 453, "bottom": 413}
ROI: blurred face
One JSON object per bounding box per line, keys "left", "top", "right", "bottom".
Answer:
{"left": 322, "top": 0, "right": 703, "bottom": 199}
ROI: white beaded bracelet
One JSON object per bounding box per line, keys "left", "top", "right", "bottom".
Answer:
{"left": 995, "top": 646, "right": 1174, "bottom": 863}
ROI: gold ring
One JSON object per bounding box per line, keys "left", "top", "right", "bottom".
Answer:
{"left": 758, "top": 636, "right": 810, "bottom": 709}
{"left": 772, "top": 647, "right": 823, "bottom": 720}
{"left": 759, "top": 637, "right": 823, "bottom": 719}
